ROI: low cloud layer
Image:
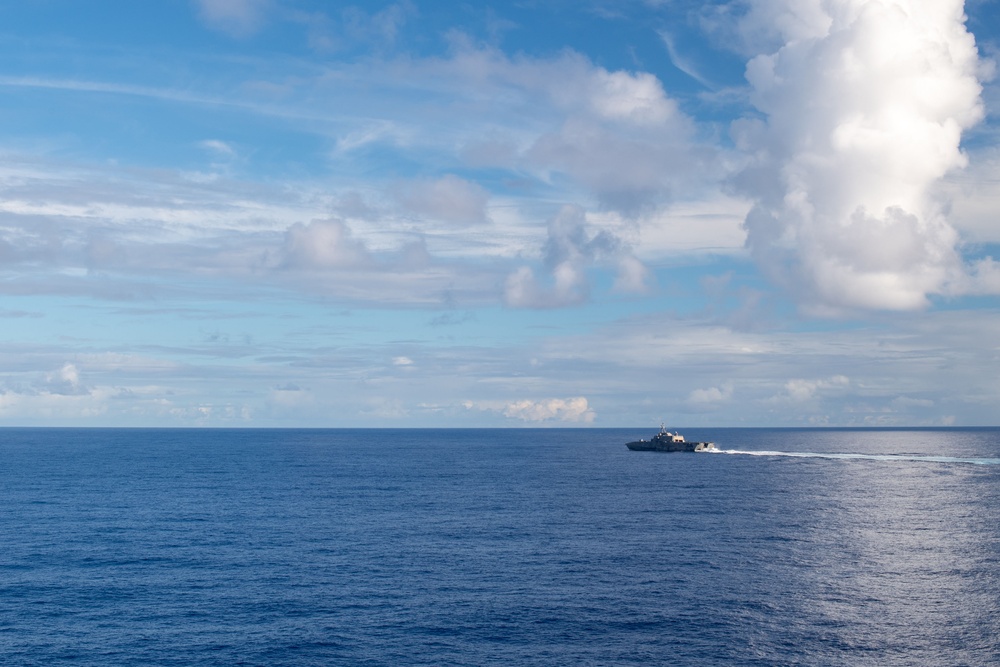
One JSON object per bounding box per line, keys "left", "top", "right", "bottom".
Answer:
{"left": 501, "top": 397, "right": 596, "bottom": 423}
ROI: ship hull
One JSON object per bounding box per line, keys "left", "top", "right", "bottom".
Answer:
{"left": 626, "top": 440, "right": 716, "bottom": 452}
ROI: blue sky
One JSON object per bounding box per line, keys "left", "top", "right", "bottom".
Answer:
{"left": 1, "top": 0, "right": 999, "bottom": 427}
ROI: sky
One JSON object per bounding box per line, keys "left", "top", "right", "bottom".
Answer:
{"left": 1, "top": 0, "right": 999, "bottom": 427}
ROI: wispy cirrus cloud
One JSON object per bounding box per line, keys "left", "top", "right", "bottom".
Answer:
{"left": 195, "top": 0, "right": 272, "bottom": 38}
{"left": 0, "top": 35, "right": 742, "bottom": 311}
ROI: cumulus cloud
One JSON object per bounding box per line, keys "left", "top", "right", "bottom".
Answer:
{"left": 45, "top": 363, "right": 86, "bottom": 396}
{"left": 0, "top": 362, "right": 117, "bottom": 421}
{"left": 613, "top": 254, "right": 652, "bottom": 293}
{"left": 504, "top": 205, "right": 646, "bottom": 307}
{"left": 504, "top": 264, "right": 585, "bottom": 308}
{"left": 542, "top": 65, "right": 711, "bottom": 214}
{"left": 394, "top": 174, "right": 491, "bottom": 225}
{"left": 0, "top": 386, "right": 113, "bottom": 420}
{"left": 280, "top": 219, "right": 372, "bottom": 269}
{"left": 435, "top": 42, "right": 712, "bottom": 215}
{"left": 734, "top": 0, "right": 986, "bottom": 312}
{"left": 502, "top": 396, "right": 596, "bottom": 423}
{"left": 782, "top": 375, "right": 850, "bottom": 402}
{"left": 195, "top": 0, "right": 271, "bottom": 37}
{"left": 686, "top": 382, "right": 734, "bottom": 409}
{"left": 442, "top": 42, "right": 680, "bottom": 129}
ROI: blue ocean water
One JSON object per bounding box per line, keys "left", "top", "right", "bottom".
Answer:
{"left": 1, "top": 427, "right": 998, "bottom": 666}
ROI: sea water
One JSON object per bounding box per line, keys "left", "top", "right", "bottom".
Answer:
{"left": 1, "top": 427, "right": 998, "bottom": 666}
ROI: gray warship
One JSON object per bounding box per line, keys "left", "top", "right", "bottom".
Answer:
{"left": 626, "top": 425, "right": 717, "bottom": 452}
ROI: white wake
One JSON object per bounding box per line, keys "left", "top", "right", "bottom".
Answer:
{"left": 711, "top": 450, "right": 1000, "bottom": 466}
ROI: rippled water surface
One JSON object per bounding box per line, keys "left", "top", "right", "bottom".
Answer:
{"left": 2, "top": 427, "right": 999, "bottom": 666}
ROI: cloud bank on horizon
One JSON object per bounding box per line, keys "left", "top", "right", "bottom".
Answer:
{"left": 0, "top": 0, "right": 998, "bottom": 426}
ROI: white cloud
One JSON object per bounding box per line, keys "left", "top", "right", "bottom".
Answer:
{"left": 585, "top": 69, "right": 678, "bottom": 126}
{"left": 334, "top": 120, "right": 408, "bottom": 154}
{"left": 613, "top": 255, "right": 652, "bottom": 293}
{"left": 686, "top": 382, "right": 734, "bottom": 408}
{"left": 0, "top": 153, "right": 517, "bottom": 304}
{"left": 658, "top": 30, "right": 714, "bottom": 88}
{"left": 199, "top": 139, "right": 236, "bottom": 157}
{"left": 0, "top": 386, "right": 113, "bottom": 419}
{"left": 719, "top": 0, "right": 834, "bottom": 53}
{"left": 299, "top": 2, "right": 416, "bottom": 53}
{"left": 44, "top": 363, "right": 84, "bottom": 395}
{"left": 735, "top": 0, "right": 986, "bottom": 311}
{"left": 0, "top": 40, "right": 732, "bottom": 304}
{"left": 5, "top": 2, "right": 1000, "bottom": 431}
{"left": 359, "top": 397, "right": 409, "bottom": 420}
{"left": 343, "top": 2, "right": 415, "bottom": 46}
{"left": 961, "top": 258, "right": 1000, "bottom": 295}
{"left": 195, "top": 0, "right": 271, "bottom": 38}
{"left": 632, "top": 195, "right": 750, "bottom": 256}
{"left": 890, "top": 396, "right": 934, "bottom": 410}
{"left": 504, "top": 205, "right": 640, "bottom": 308}
{"left": 198, "top": 139, "right": 237, "bottom": 160}
{"left": 394, "top": 175, "right": 491, "bottom": 225}
{"left": 280, "top": 219, "right": 372, "bottom": 269}
{"left": 941, "top": 145, "right": 1000, "bottom": 244}
{"left": 503, "top": 266, "right": 543, "bottom": 307}
{"left": 503, "top": 262, "right": 588, "bottom": 308}
{"left": 499, "top": 397, "right": 596, "bottom": 423}
{"left": 410, "top": 42, "right": 713, "bottom": 215}
{"left": 781, "top": 375, "right": 850, "bottom": 403}
{"left": 526, "top": 116, "right": 699, "bottom": 216}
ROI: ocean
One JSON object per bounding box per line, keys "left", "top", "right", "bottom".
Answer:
{"left": 1, "top": 427, "right": 998, "bottom": 666}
